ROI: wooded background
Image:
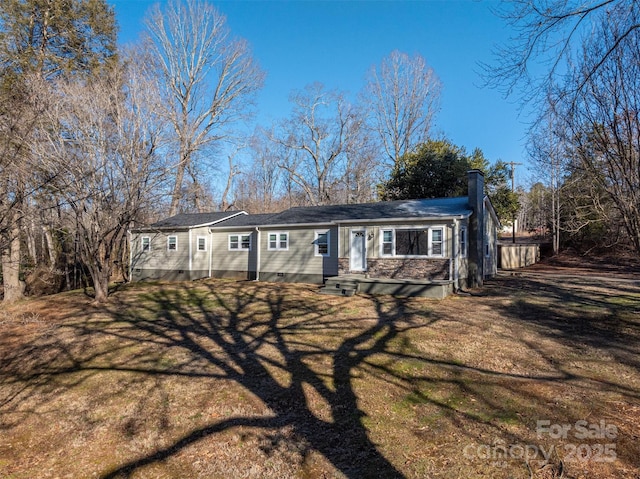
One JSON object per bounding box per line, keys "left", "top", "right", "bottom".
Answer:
{"left": 1, "top": 0, "right": 638, "bottom": 302}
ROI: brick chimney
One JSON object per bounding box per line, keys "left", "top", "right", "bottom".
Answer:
{"left": 467, "top": 170, "right": 484, "bottom": 288}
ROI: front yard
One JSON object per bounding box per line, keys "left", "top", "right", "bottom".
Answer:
{"left": 0, "top": 271, "right": 639, "bottom": 478}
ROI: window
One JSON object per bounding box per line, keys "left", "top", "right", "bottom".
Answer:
{"left": 141, "top": 236, "right": 151, "bottom": 252}
{"left": 382, "top": 230, "right": 394, "bottom": 256}
{"left": 460, "top": 227, "right": 467, "bottom": 258}
{"left": 167, "top": 236, "right": 177, "bottom": 251}
{"left": 485, "top": 243, "right": 491, "bottom": 258}
{"left": 315, "top": 231, "right": 329, "bottom": 256}
{"left": 396, "top": 230, "right": 428, "bottom": 256}
{"left": 430, "top": 228, "right": 443, "bottom": 256}
{"left": 379, "top": 227, "right": 445, "bottom": 257}
{"left": 268, "top": 232, "right": 288, "bottom": 251}
{"left": 229, "top": 234, "right": 251, "bottom": 251}
{"left": 197, "top": 236, "right": 207, "bottom": 252}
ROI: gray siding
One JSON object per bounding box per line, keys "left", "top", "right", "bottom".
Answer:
{"left": 131, "top": 230, "right": 190, "bottom": 276}
{"left": 259, "top": 226, "right": 338, "bottom": 282}
{"left": 190, "top": 226, "right": 211, "bottom": 274}
{"left": 210, "top": 229, "right": 258, "bottom": 279}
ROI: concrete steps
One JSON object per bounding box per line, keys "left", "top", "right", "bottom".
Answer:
{"left": 319, "top": 278, "right": 360, "bottom": 297}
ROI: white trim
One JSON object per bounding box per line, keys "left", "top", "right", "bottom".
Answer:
{"left": 314, "top": 230, "right": 330, "bottom": 257}
{"left": 267, "top": 231, "right": 289, "bottom": 251}
{"left": 208, "top": 231, "right": 213, "bottom": 278}
{"left": 128, "top": 230, "right": 133, "bottom": 283}
{"left": 378, "top": 226, "right": 447, "bottom": 258}
{"left": 129, "top": 211, "right": 248, "bottom": 233}
{"left": 380, "top": 229, "right": 394, "bottom": 257}
{"left": 228, "top": 233, "right": 252, "bottom": 251}
{"left": 255, "top": 228, "right": 261, "bottom": 281}
{"left": 188, "top": 230, "right": 192, "bottom": 271}
{"left": 350, "top": 229, "right": 367, "bottom": 272}
{"left": 453, "top": 220, "right": 459, "bottom": 289}
{"left": 167, "top": 235, "right": 178, "bottom": 252}
{"left": 141, "top": 236, "right": 151, "bottom": 252}
{"left": 186, "top": 211, "right": 247, "bottom": 229}
{"left": 429, "top": 227, "right": 444, "bottom": 257}
{"left": 460, "top": 226, "right": 468, "bottom": 258}
{"left": 196, "top": 235, "right": 207, "bottom": 252}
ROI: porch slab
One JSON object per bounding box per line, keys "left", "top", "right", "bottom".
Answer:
{"left": 323, "top": 274, "right": 454, "bottom": 299}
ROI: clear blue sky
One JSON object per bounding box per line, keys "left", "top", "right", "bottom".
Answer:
{"left": 110, "top": 0, "right": 531, "bottom": 186}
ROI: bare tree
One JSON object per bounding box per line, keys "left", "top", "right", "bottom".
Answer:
{"left": 143, "top": 0, "right": 264, "bottom": 216}
{"left": 34, "top": 57, "right": 166, "bottom": 303}
{"left": 233, "top": 132, "right": 283, "bottom": 213}
{"left": 0, "top": 0, "right": 117, "bottom": 302}
{"left": 564, "top": 18, "right": 640, "bottom": 253}
{"left": 362, "top": 50, "right": 441, "bottom": 167}
{"left": 486, "top": 0, "right": 639, "bottom": 107}
{"left": 269, "top": 83, "right": 362, "bottom": 206}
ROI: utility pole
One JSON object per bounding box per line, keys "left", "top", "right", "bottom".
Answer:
{"left": 508, "top": 161, "right": 522, "bottom": 243}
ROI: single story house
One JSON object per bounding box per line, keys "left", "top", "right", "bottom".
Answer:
{"left": 129, "top": 170, "right": 499, "bottom": 298}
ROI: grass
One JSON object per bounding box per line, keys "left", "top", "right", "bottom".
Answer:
{"left": 0, "top": 272, "right": 639, "bottom": 478}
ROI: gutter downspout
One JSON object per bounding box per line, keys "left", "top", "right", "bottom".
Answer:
{"left": 452, "top": 220, "right": 459, "bottom": 292}
{"left": 127, "top": 230, "right": 132, "bottom": 283}
{"left": 255, "top": 227, "right": 261, "bottom": 281}
{"left": 188, "top": 229, "right": 193, "bottom": 279}
{"left": 208, "top": 229, "right": 213, "bottom": 278}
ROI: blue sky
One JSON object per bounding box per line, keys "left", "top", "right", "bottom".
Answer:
{"left": 110, "top": 0, "right": 531, "bottom": 187}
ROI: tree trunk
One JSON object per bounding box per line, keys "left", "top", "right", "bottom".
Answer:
{"left": 169, "top": 151, "right": 188, "bottom": 217}
{"left": 89, "top": 265, "right": 110, "bottom": 303}
{"left": 43, "top": 225, "right": 57, "bottom": 268}
{"left": 2, "top": 220, "right": 24, "bottom": 303}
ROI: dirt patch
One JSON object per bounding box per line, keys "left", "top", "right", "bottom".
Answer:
{"left": 523, "top": 250, "right": 640, "bottom": 279}
{"left": 0, "top": 274, "right": 639, "bottom": 478}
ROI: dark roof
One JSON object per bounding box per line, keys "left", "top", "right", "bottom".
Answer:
{"left": 267, "top": 197, "right": 471, "bottom": 224}
{"left": 134, "top": 197, "right": 473, "bottom": 232}
{"left": 214, "top": 213, "right": 277, "bottom": 228}
{"left": 143, "top": 211, "right": 245, "bottom": 229}
{"left": 214, "top": 197, "right": 471, "bottom": 229}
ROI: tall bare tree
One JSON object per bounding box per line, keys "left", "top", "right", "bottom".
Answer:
{"left": 563, "top": 17, "right": 640, "bottom": 253}
{"left": 269, "top": 83, "right": 362, "bottom": 206}
{"left": 34, "top": 57, "right": 166, "bottom": 303}
{"left": 143, "top": 0, "right": 264, "bottom": 216}
{"left": 362, "top": 50, "right": 441, "bottom": 168}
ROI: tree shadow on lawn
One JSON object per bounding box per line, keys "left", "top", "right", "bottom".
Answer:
{"left": 96, "top": 282, "right": 423, "bottom": 478}
{"left": 483, "top": 274, "right": 640, "bottom": 371}
{"left": 1, "top": 277, "right": 640, "bottom": 478}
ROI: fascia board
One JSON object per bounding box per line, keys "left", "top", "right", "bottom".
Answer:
{"left": 130, "top": 211, "right": 247, "bottom": 233}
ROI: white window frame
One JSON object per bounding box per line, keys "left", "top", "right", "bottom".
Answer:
{"left": 268, "top": 232, "right": 289, "bottom": 251}
{"left": 228, "top": 234, "right": 251, "bottom": 251}
{"left": 167, "top": 235, "right": 178, "bottom": 251}
{"left": 379, "top": 226, "right": 446, "bottom": 258}
{"left": 141, "top": 236, "right": 151, "bottom": 252}
{"left": 197, "top": 235, "right": 207, "bottom": 252}
{"left": 459, "top": 226, "right": 467, "bottom": 258}
{"left": 429, "top": 227, "right": 444, "bottom": 257}
{"left": 380, "top": 229, "right": 394, "bottom": 257}
{"left": 314, "top": 230, "right": 330, "bottom": 257}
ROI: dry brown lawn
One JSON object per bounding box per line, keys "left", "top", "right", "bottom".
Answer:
{"left": 0, "top": 269, "right": 639, "bottom": 478}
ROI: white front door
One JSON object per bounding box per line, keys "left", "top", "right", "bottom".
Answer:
{"left": 350, "top": 230, "right": 367, "bottom": 271}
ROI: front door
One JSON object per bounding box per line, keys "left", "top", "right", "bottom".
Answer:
{"left": 350, "top": 230, "right": 367, "bottom": 272}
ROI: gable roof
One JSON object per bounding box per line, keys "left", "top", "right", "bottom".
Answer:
{"left": 133, "top": 211, "right": 246, "bottom": 231}
{"left": 215, "top": 197, "right": 472, "bottom": 229}
{"left": 210, "top": 213, "right": 277, "bottom": 229}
